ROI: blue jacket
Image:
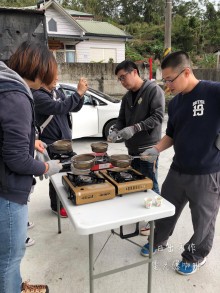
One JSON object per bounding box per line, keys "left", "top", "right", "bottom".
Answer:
{"left": 167, "top": 80, "right": 220, "bottom": 174}
{"left": 0, "top": 62, "right": 46, "bottom": 204}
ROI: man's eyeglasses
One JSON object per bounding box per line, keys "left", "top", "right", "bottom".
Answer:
{"left": 162, "top": 69, "right": 186, "bottom": 84}
{"left": 118, "top": 72, "right": 130, "bottom": 82}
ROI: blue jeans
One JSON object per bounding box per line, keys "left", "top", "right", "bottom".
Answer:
{"left": 131, "top": 158, "right": 160, "bottom": 194}
{"left": 0, "top": 197, "right": 28, "bottom": 293}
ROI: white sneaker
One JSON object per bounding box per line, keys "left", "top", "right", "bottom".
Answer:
{"left": 27, "top": 221, "right": 35, "bottom": 229}
{"left": 25, "top": 237, "right": 35, "bottom": 247}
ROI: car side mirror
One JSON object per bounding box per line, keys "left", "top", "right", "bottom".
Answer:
{"left": 92, "top": 99, "right": 99, "bottom": 106}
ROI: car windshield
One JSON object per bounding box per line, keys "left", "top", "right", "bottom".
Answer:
{"left": 58, "top": 84, "right": 120, "bottom": 103}
{"left": 87, "top": 88, "right": 119, "bottom": 103}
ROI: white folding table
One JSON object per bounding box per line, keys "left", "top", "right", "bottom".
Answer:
{"left": 50, "top": 173, "right": 175, "bottom": 293}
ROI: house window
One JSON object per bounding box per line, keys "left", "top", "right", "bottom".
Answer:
{"left": 55, "top": 44, "right": 76, "bottom": 63}
{"left": 66, "top": 45, "right": 75, "bottom": 63}
{"left": 56, "top": 51, "right": 65, "bottom": 63}
{"left": 48, "top": 18, "right": 57, "bottom": 32}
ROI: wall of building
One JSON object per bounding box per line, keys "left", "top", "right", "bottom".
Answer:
{"left": 194, "top": 68, "right": 220, "bottom": 81}
{"left": 58, "top": 63, "right": 220, "bottom": 97}
{"left": 76, "top": 39, "right": 125, "bottom": 63}
{"left": 46, "top": 6, "right": 81, "bottom": 35}
{"left": 58, "top": 63, "right": 149, "bottom": 97}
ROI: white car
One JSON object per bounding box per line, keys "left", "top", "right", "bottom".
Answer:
{"left": 57, "top": 83, "right": 122, "bottom": 141}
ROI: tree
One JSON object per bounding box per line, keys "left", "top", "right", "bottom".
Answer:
{"left": 119, "top": 0, "right": 143, "bottom": 24}
{"left": 203, "top": 2, "right": 220, "bottom": 51}
{"left": 173, "top": 0, "right": 201, "bottom": 18}
{"left": 0, "top": 0, "right": 36, "bottom": 6}
{"left": 143, "top": 0, "right": 164, "bottom": 24}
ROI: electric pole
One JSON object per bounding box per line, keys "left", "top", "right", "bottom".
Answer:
{"left": 164, "top": 0, "right": 172, "bottom": 57}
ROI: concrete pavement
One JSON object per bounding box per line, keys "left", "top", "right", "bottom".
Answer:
{"left": 21, "top": 116, "right": 220, "bottom": 293}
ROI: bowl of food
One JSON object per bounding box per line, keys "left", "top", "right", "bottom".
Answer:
{"left": 91, "top": 142, "right": 108, "bottom": 153}
{"left": 71, "top": 154, "right": 96, "bottom": 170}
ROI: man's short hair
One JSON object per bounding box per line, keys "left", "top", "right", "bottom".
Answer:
{"left": 8, "top": 41, "right": 57, "bottom": 85}
{"left": 161, "top": 51, "right": 191, "bottom": 70}
{"left": 115, "top": 60, "right": 140, "bottom": 76}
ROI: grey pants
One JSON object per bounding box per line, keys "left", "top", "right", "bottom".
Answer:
{"left": 153, "top": 168, "right": 220, "bottom": 263}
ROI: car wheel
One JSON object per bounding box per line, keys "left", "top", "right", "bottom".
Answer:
{"left": 104, "top": 120, "right": 124, "bottom": 143}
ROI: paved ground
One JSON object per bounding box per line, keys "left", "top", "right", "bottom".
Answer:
{"left": 21, "top": 116, "right": 220, "bottom": 293}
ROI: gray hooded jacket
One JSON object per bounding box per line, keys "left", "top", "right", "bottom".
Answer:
{"left": 115, "top": 80, "right": 165, "bottom": 154}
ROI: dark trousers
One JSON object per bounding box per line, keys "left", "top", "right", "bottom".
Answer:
{"left": 49, "top": 181, "right": 63, "bottom": 211}
{"left": 153, "top": 168, "right": 220, "bottom": 263}
{"left": 131, "top": 158, "right": 160, "bottom": 194}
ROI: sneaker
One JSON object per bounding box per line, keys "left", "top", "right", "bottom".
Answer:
{"left": 140, "top": 243, "right": 156, "bottom": 257}
{"left": 52, "top": 207, "right": 68, "bottom": 218}
{"left": 27, "top": 221, "right": 35, "bottom": 229}
{"left": 25, "top": 237, "right": 35, "bottom": 247}
{"left": 140, "top": 223, "right": 151, "bottom": 236}
{"left": 21, "top": 281, "right": 49, "bottom": 292}
{"left": 176, "top": 257, "right": 207, "bottom": 275}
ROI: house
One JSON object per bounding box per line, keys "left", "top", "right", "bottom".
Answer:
{"left": 214, "top": 50, "right": 220, "bottom": 69}
{"left": 37, "top": 0, "right": 132, "bottom": 63}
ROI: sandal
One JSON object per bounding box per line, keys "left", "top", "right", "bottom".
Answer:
{"left": 140, "top": 224, "right": 151, "bottom": 236}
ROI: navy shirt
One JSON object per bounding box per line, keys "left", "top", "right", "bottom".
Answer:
{"left": 166, "top": 80, "right": 220, "bottom": 174}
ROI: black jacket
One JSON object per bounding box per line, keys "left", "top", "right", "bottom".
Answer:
{"left": 0, "top": 62, "right": 46, "bottom": 204}
{"left": 32, "top": 88, "right": 84, "bottom": 144}
{"left": 115, "top": 80, "right": 165, "bottom": 154}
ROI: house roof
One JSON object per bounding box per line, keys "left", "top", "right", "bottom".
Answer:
{"left": 76, "top": 20, "right": 132, "bottom": 39}
{"left": 0, "top": 6, "right": 44, "bottom": 15}
{"left": 64, "top": 9, "right": 93, "bottom": 17}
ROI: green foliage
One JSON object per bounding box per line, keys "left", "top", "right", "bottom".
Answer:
{"left": 172, "top": 15, "right": 196, "bottom": 52}
{"left": 0, "top": 0, "right": 36, "bottom": 7}
{"left": 195, "top": 54, "right": 217, "bottom": 69}
{"left": 125, "top": 44, "right": 143, "bottom": 61}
